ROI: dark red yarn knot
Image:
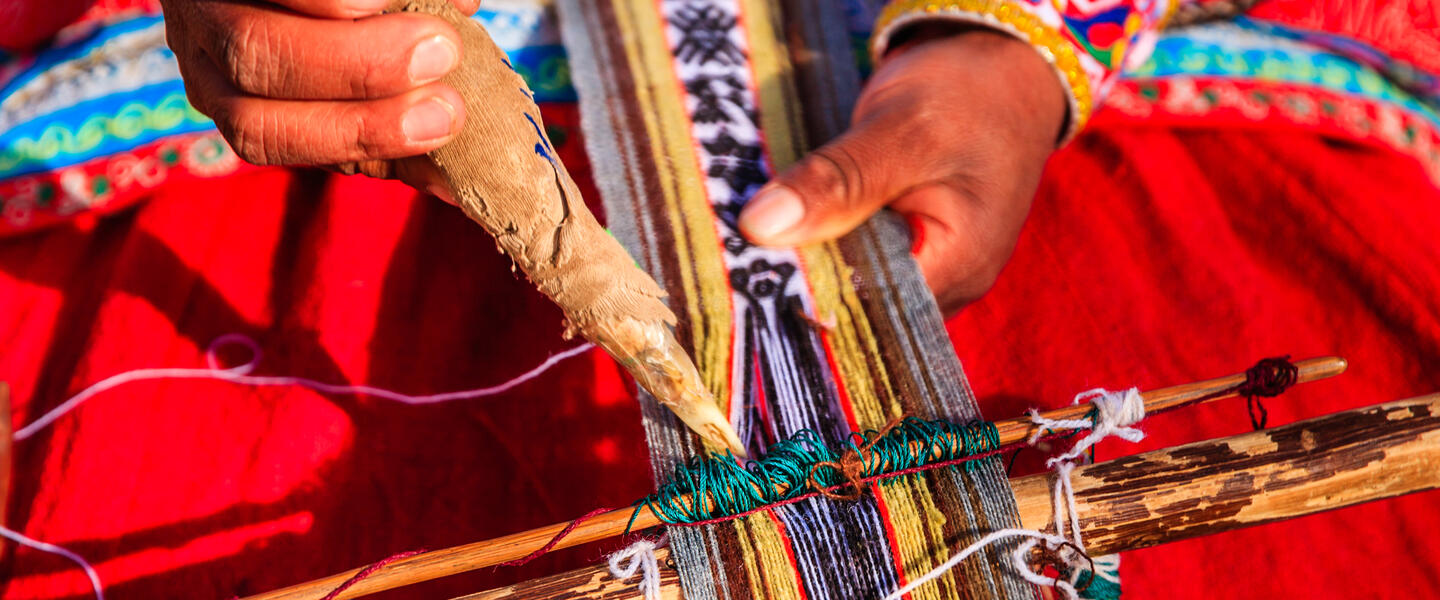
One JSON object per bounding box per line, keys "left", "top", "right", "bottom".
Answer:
{"left": 1237, "top": 356, "right": 1299, "bottom": 430}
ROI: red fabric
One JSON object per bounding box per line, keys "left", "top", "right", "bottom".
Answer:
{"left": 4, "top": 121, "right": 1438, "bottom": 599}
{"left": 953, "top": 124, "right": 1440, "bottom": 598}
{"left": 1250, "top": 0, "right": 1440, "bottom": 74}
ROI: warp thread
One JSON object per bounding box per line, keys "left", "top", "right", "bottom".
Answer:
{"left": 893, "top": 387, "right": 1147, "bottom": 600}
{"left": 607, "top": 535, "right": 667, "bottom": 600}
{"left": 15, "top": 333, "right": 595, "bottom": 441}
{"left": 0, "top": 525, "right": 105, "bottom": 600}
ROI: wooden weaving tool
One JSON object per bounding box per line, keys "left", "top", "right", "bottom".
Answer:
{"left": 474, "top": 391, "right": 1440, "bottom": 599}
{"left": 241, "top": 356, "right": 1353, "bottom": 600}
{"left": 378, "top": 0, "right": 744, "bottom": 456}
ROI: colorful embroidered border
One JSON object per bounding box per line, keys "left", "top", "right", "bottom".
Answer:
{"left": 560, "top": 1, "right": 1030, "bottom": 599}
{"left": 0, "top": 1, "right": 582, "bottom": 236}
{"left": 1105, "top": 21, "right": 1440, "bottom": 180}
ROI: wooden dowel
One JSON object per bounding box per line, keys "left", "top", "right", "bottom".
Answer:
{"left": 240, "top": 357, "right": 1346, "bottom": 600}
{"left": 464, "top": 392, "right": 1440, "bottom": 600}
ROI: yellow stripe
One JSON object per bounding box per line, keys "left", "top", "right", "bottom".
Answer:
{"left": 614, "top": 0, "right": 734, "bottom": 406}
{"left": 735, "top": 518, "right": 807, "bottom": 600}
{"left": 740, "top": 0, "right": 964, "bottom": 594}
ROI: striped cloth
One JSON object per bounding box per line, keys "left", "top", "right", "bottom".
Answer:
{"left": 559, "top": 1, "right": 1033, "bottom": 598}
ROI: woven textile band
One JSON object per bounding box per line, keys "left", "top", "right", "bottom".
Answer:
{"left": 559, "top": 1, "right": 1033, "bottom": 598}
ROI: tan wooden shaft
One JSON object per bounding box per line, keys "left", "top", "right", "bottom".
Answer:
{"left": 241, "top": 358, "right": 1344, "bottom": 600}
{"left": 463, "top": 393, "right": 1440, "bottom": 599}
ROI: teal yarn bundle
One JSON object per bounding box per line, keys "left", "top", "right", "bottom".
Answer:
{"left": 630, "top": 417, "right": 1002, "bottom": 530}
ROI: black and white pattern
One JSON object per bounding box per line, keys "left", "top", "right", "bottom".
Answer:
{"left": 660, "top": 2, "right": 901, "bottom": 597}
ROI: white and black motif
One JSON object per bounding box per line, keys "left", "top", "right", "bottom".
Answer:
{"left": 659, "top": 2, "right": 902, "bottom": 597}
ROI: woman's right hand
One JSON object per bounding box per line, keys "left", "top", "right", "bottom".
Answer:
{"left": 161, "top": 0, "right": 477, "bottom": 196}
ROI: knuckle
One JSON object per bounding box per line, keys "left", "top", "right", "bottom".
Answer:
{"left": 352, "top": 57, "right": 383, "bottom": 98}
{"left": 224, "top": 108, "right": 276, "bottom": 165}
{"left": 218, "top": 15, "right": 272, "bottom": 92}
{"left": 812, "top": 142, "right": 869, "bottom": 209}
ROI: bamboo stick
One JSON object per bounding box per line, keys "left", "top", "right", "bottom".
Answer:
{"left": 464, "top": 392, "right": 1440, "bottom": 599}
{"left": 240, "top": 357, "right": 1346, "bottom": 600}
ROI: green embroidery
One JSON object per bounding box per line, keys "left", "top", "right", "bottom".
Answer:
{"left": 0, "top": 92, "right": 211, "bottom": 173}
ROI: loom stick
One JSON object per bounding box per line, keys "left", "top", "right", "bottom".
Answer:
{"left": 465, "top": 392, "right": 1440, "bottom": 600}
{"left": 380, "top": 0, "right": 743, "bottom": 456}
{"left": 238, "top": 357, "right": 1344, "bottom": 600}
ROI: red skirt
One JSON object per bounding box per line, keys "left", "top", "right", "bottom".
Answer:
{"left": 2, "top": 120, "right": 1438, "bottom": 598}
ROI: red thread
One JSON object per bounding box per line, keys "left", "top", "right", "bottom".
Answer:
{"left": 677, "top": 432, "right": 1072, "bottom": 528}
{"left": 500, "top": 506, "right": 615, "bottom": 567}
{"left": 319, "top": 549, "right": 426, "bottom": 600}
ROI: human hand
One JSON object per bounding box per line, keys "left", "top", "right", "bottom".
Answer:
{"left": 162, "top": 0, "right": 480, "bottom": 198}
{"left": 737, "top": 29, "right": 1066, "bottom": 314}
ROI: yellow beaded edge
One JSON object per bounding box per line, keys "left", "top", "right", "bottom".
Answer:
{"left": 1158, "top": 0, "right": 1182, "bottom": 29}
{"left": 871, "top": 0, "right": 1094, "bottom": 140}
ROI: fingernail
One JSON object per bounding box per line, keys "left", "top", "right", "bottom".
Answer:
{"left": 739, "top": 187, "right": 805, "bottom": 243}
{"left": 427, "top": 183, "right": 456, "bottom": 205}
{"left": 403, "top": 97, "right": 456, "bottom": 143}
{"left": 409, "top": 35, "right": 458, "bottom": 84}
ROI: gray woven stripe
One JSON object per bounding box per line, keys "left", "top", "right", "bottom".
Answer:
{"left": 561, "top": 1, "right": 1033, "bottom": 598}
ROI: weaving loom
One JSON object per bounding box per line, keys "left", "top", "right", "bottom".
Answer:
{"left": 231, "top": 1, "right": 1440, "bottom": 599}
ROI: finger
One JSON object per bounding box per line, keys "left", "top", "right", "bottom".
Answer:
{"left": 893, "top": 182, "right": 1026, "bottom": 315}
{"left": 198, "top": 3, "right": 461, "bottom": 99}
{"left": 737, "top": 107, "right": 952, "bottom": 247}
{"left": 187, "top": 56, "right": 466, "bottom": 165}
{"left": 262, "top": 0, "right": 481, "bottom": 18}
{"left": 332, "top": 158, "right": 456, "bottom": 204}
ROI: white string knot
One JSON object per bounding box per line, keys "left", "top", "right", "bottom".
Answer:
{"left": 608, "top": 537, "right": 665, "bottom": 600}
{"left": 1035, "top": 387, "right": 1145, "bottom": 467}
{"left": 893, "top": 387, "right": 1148, "bottom": 600}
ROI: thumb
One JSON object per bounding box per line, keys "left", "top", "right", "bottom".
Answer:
{"left": 737, "top": 118, "right": 924, "bottom": 247}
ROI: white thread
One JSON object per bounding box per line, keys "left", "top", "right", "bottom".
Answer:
{"left": 607, "top": 537, "right": 665, "bottom": 600}
{"left": 1030, "top": 387, "right": 1145, "bottom": 466}
{"left": 883, "top": 529, "right": 1078, "bottom": 600}
{"left": 0, "top": 525, "right": 104, "bottom": 600}
{"left": 892, "top": 387, "right": 1147, "bottom": 599}
{"left": 15, "top": 334, "right": 595, "bottom": 441}
{"left": 1092, "top": 553, "right": 1122, "bottom": 584}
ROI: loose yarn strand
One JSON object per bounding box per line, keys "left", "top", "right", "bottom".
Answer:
{"left": 883, "top": 529, "right": 1073, "bottom": 600}
{"left": 607, "top": 535, "right": 666, "bottom": 600}
{"left": 0, "top": 525, "right": 104, "bottom": 600}
{"left": 15, "top": 333, "right": 595, "bottom": 441}
{"left": 893, "top": 387, "right": 1146, "bottom": 600}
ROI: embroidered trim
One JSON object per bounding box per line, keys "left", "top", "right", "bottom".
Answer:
{"left": 871, "top": 0, "right": 1094, "bottom": 141}
{"left": 0, "top": 131, "right": 242, "bottom": 233}
{"left": 1102, "top": 77, "right": 1440, "bottom": 181}
{"left": 0, "top": 90, "right": 212, "bottom": 178}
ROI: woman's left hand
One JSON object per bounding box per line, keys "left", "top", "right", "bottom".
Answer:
{"left": 738, "top": 29, "right": 1066, "bottom": 314}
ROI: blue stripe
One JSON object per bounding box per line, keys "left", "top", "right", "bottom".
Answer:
{"left": 0, "top": 82, "right": 214, "bottom": 179}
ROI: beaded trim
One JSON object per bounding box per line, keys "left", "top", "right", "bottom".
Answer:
{"left": 871, "top": 0, "right": 1095, "bottom": 142}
